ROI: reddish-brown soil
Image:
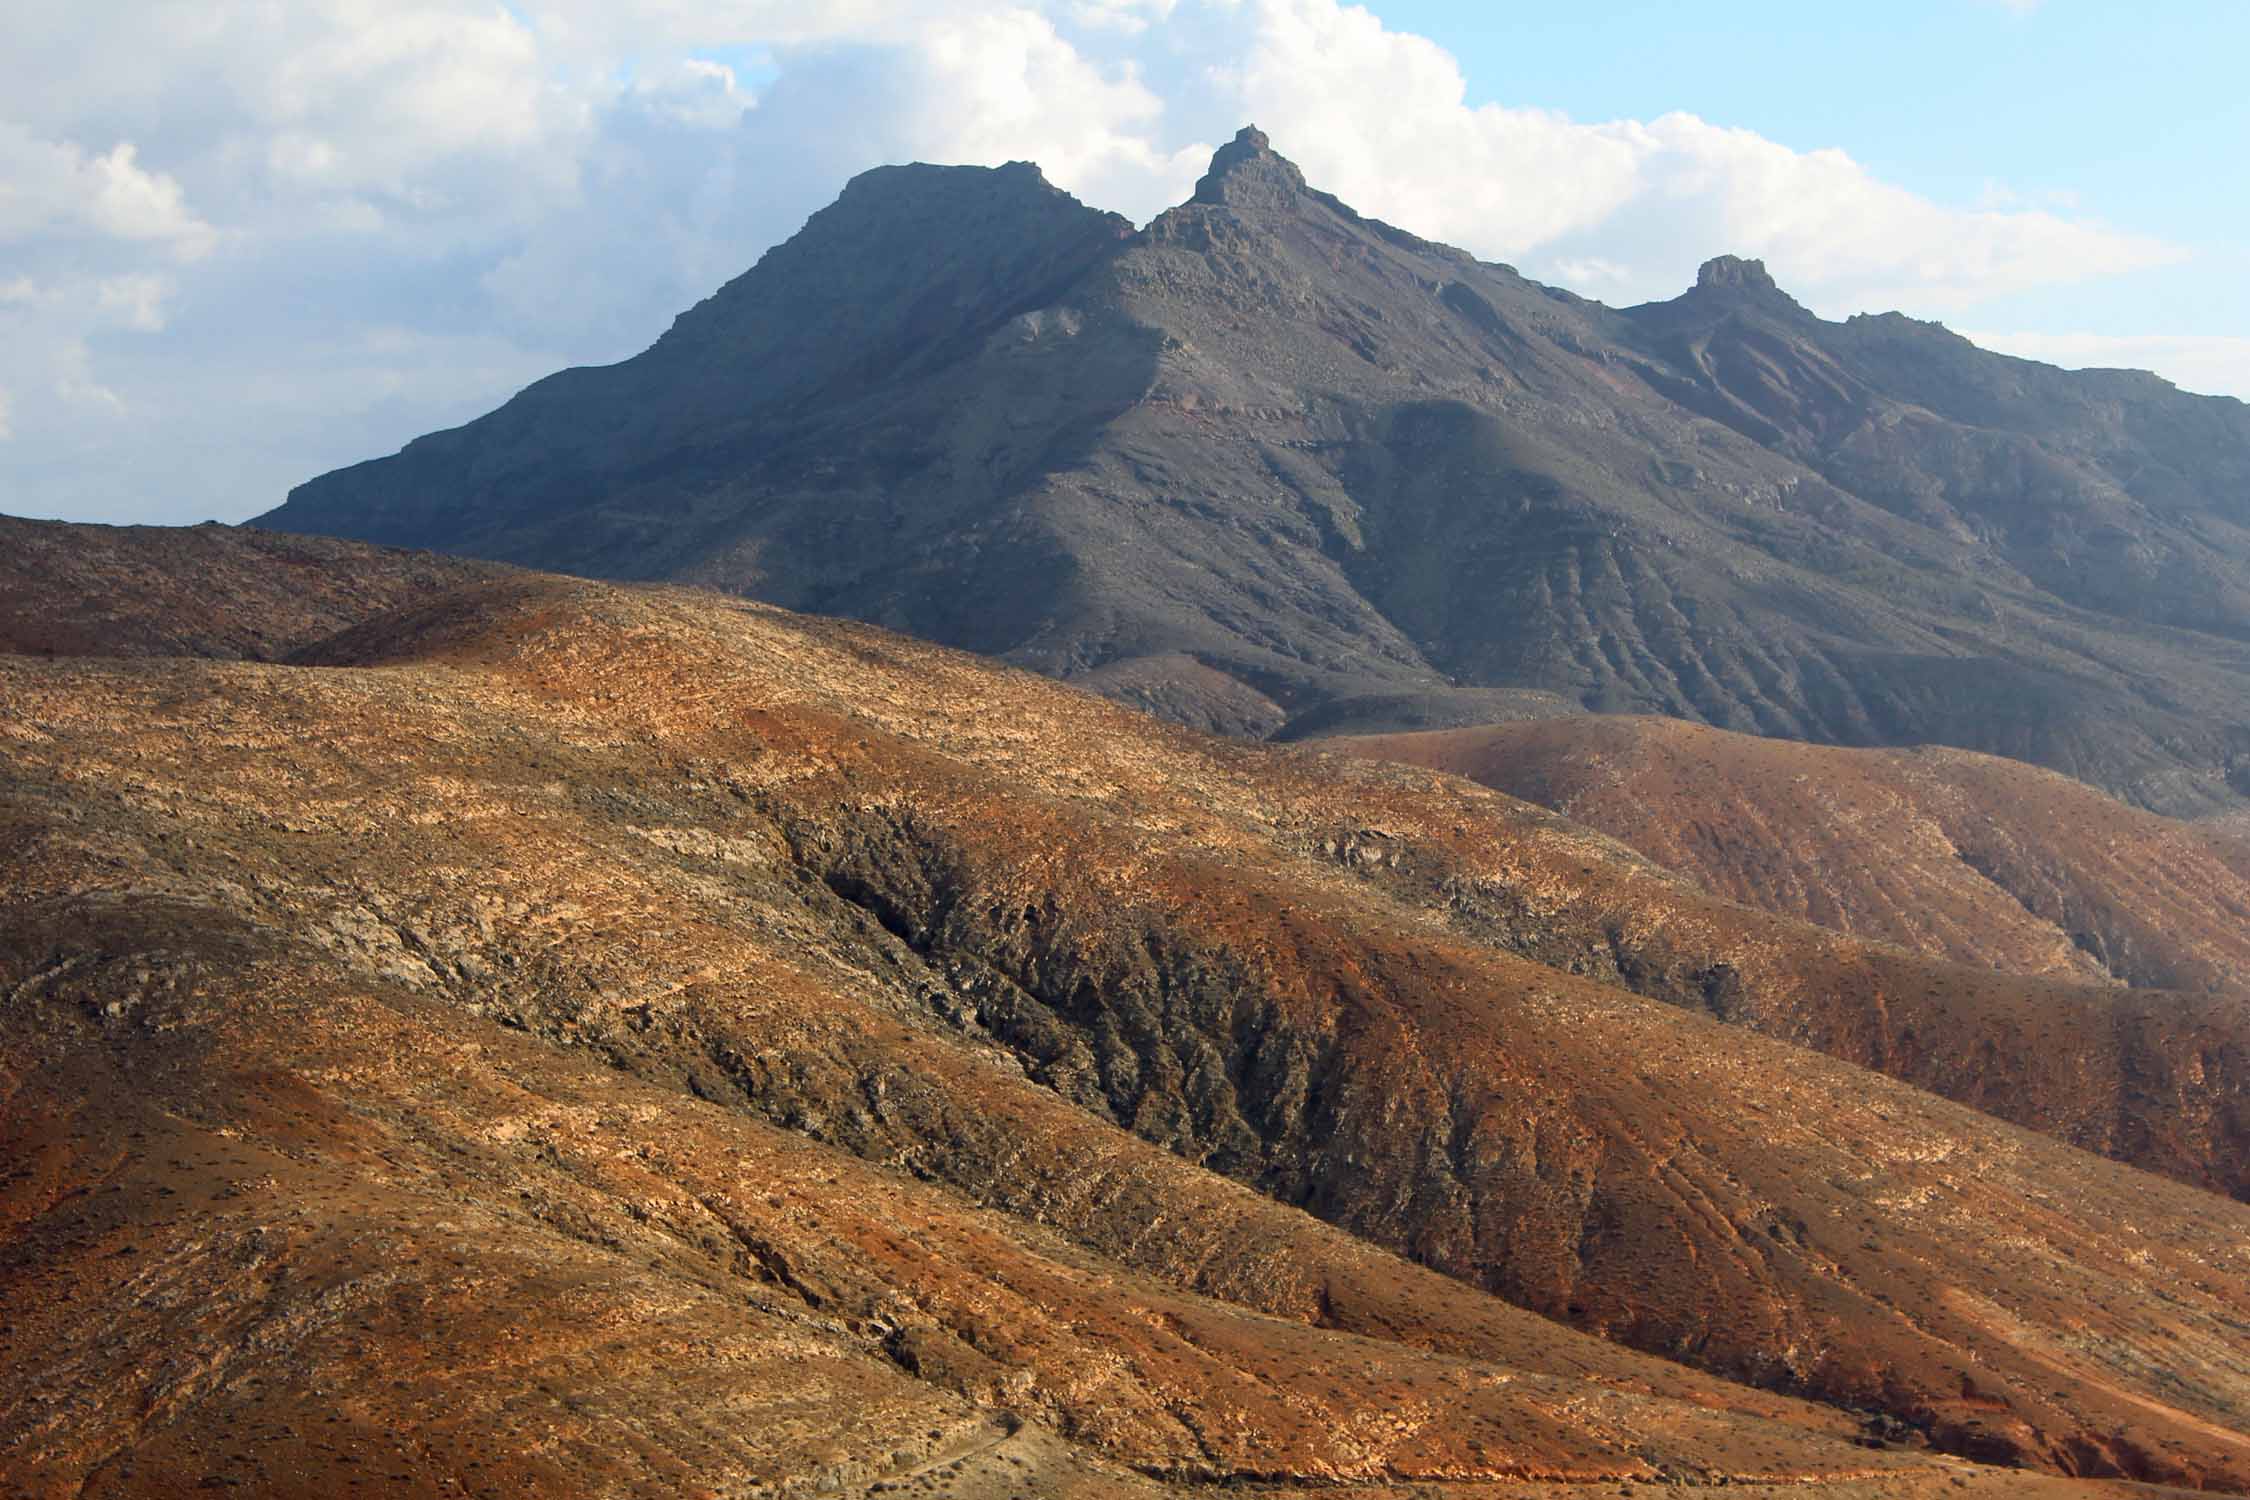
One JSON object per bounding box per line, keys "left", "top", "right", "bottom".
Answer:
{"left": 0, "top": 515, "right": 510, "bottom": 662}
{"left": 1328, "top": 715, "right": 2250, "bottom": 991}
{"left": 5, "top": 556, "right": 2249, "bottom": 1494}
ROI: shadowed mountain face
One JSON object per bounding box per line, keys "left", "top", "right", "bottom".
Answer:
{"left": 1329, "top": 715, "right": 2250, "bottom": 993}
{"left": 263, "top": 128, "right": 2250, "bottom": 814}
{"left": 7, "top": 530, "right": 2250, "bottom": 1493}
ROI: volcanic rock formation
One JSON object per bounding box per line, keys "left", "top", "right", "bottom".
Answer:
{"left": 264, "top": 128, "right": 2250, "bottom": 813}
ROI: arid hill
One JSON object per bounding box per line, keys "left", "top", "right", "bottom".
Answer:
{"left": 7, "top": 535, "right": 2250, "bottom": 1493}
{"left": 262, "top": 129, "right": 2250, "bottom": 815}
{"left": 1327, "top": 715, "right": 2250, "bottom": 992}
{"left": 0, "top": 514, "right": 511, "bottom": 661}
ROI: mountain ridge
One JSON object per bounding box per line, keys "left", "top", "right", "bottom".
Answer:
{"left": 1329, "top": 713, "right": 2250, "bottom": 992}
{"left": 261, "top": 128, "right": 2250, "bottom": 814}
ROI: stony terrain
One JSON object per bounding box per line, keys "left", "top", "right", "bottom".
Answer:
{"left": 264, "top": 128, "right": 2250, "bottom": 813}
{"left": 7, "top": 535, "right": 2250, "bottom": 1494}
{"left": 1330, "top": 715, "right": 2250, "bottom": 992}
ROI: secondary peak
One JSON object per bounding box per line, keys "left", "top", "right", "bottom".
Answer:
{"left": 1689, "top": 254, "right": 1812, "bottom": 316}
{"left": 1696, "top": 255, "right": 1779, "bottom": 293}
{"left": 1192, "top": 124, "right": 1309, "bottom": 209}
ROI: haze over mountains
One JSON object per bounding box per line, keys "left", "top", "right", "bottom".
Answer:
{"left": 265, "top": 127, "right": 2250, "bottom": 815}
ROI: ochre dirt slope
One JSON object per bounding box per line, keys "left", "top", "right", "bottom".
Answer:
{"left": 1327, "top": 715, "right": 2250, "bottom": 993}
{"left": 7, "top": 564, "right": 2250, "bottom": 1493}
{"left": 8, "top": 924, "right": 1931, "bottom": 1498}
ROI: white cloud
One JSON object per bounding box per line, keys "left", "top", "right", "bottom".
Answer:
{"left": 877, "top": 8, "right": 1208, "bottom": 215}
{"left": 0, "top": 387, "right": 12, "bottom": 441}
{"left": 251, "top": 3, "right": 567, "bottom": 209}
{"left": 0, "top": 274, "right": 155, "bottom": 461}
{"left": 1230, "top": 0, "right": 2180, "bottom": 315}
{"left": 517, "top": 0, "right": 985, "bottom": 56}
{"left": 466, "top": 4, "right": 1209, "bottom": 353}
{"left": 1066, "top": 0, "right": 1181, "bottom": 33}
{"left": 1960, "top": 330, "right": 2250, "bottom": 402}
{"left": 56, "top": 363, "right": 127, "bottom": 416}
{"left": 0, "top": 126, "right": 216, "bottom": 257}
{"left": 1231, "top": 2, "right": 1645, "bottom": 250}
{"left": 84, "top": 143, "right": 218, "bottom": 255}
{"left": 631, "top": 58, "right": 757, "bottom": 129}
{"left": 96, "top": 274, "right": 175, "bottom": 333}
{"left": 0, "top": 0, "right": 2228, "bottom": 527}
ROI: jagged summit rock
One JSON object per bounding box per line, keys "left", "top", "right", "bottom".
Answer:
{"left": 261, "top": 128, "right": 2250, "bottom": 814}
{"left": 1695, "top": 253, "right": 1781, "bottom": 292}
{"left": 1190, "top": 122, "right": 1310, "bottom": 208}
{"left": 1643, "top": 253, "right": 1814, "bottom": 322}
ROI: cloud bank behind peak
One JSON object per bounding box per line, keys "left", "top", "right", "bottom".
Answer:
{"left": 0, "top": 0, "right": 2231, "bottom": 525}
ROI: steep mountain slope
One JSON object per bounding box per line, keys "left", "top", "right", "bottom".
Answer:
{"left": 1329, "top": 715, "right": 2250, "bottom": 992}
{"left": 0, "top": 515, "right": 511, "bottom": 661}
{"left": 0, "top": 925, "right": 2182, "bottom": 1500}
{"left": 264, "top": 129, "right": 2250, "bottom": 813}
{"left": 7, "top": 908, "right": 1916, "bottom": 1498}
{"left": 9, "top": 543, "right": 2250, "bottom": 1490}
{"left": 1627, "top": 256, "right": 2250, "bottom": 646}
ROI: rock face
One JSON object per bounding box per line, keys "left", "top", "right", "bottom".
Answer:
{"left": 7, "top": 530, "right": 2250, "bottom": 1493}
{"left": 262, "top": 128, "right": 2250, "bottom": 813}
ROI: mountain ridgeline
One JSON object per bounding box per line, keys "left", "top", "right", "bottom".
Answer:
{"left": 264, "top": 128, "right": 2250, "bottom": 814}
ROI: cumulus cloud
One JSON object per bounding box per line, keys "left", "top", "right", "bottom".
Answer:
{"left": 1229, "top": 2, "right": 1646, "bottom": 251}
{"left": 850, "top": 7, "right": 1210, "bottom": 215}
{"left": 1229, "top": 0, "right": 2179, "bottom": 314}
{"left": 0, "top": 274, "right": 170, "bottom": 497}
{"left": 0, "top": 126, "right": 216, "bottom": 256}
{"left": 96, "top": 274, "right": 176, "bottom": 334}
{"left": 631, "top": 58, "right": 758, "bottom": 129}
{"left": 0, "top": 0, "right": 2228, "bottom": 527}
{"left": 1069, "top": 0, "right": 1182, "bottom": 31}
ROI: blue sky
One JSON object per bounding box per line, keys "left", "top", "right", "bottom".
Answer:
{"left": 1375, "top": 0, "right": 2250, "bottom": 340}
{"left": 2, "top": 0, "right": 2244, "bottom": 526}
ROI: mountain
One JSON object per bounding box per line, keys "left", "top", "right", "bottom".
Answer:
{"left": 262, "top": 128, "right": 2250, "bottom": 814}
{"left": 1329, "top": 714, "right": 2250, "bottom": 992}
{"left": 7, "top": 528, "right": 2250, "bottom": 1492}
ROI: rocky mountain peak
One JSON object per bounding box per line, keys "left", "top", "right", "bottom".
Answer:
{"left": 263, "top": 137, "right": 2250, "bottom": 821}
{"left": 825, "top": 157, "right": 1071, "bottom": 222}
{"left": 1696, "top": 254, "right": 1777, "bottom": 292}
{"left": 1191, "top": 123, "right": 1310, "bottom": 209}
{"left": 1689, "top": 254, "right": 1811, "bottom": 316}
